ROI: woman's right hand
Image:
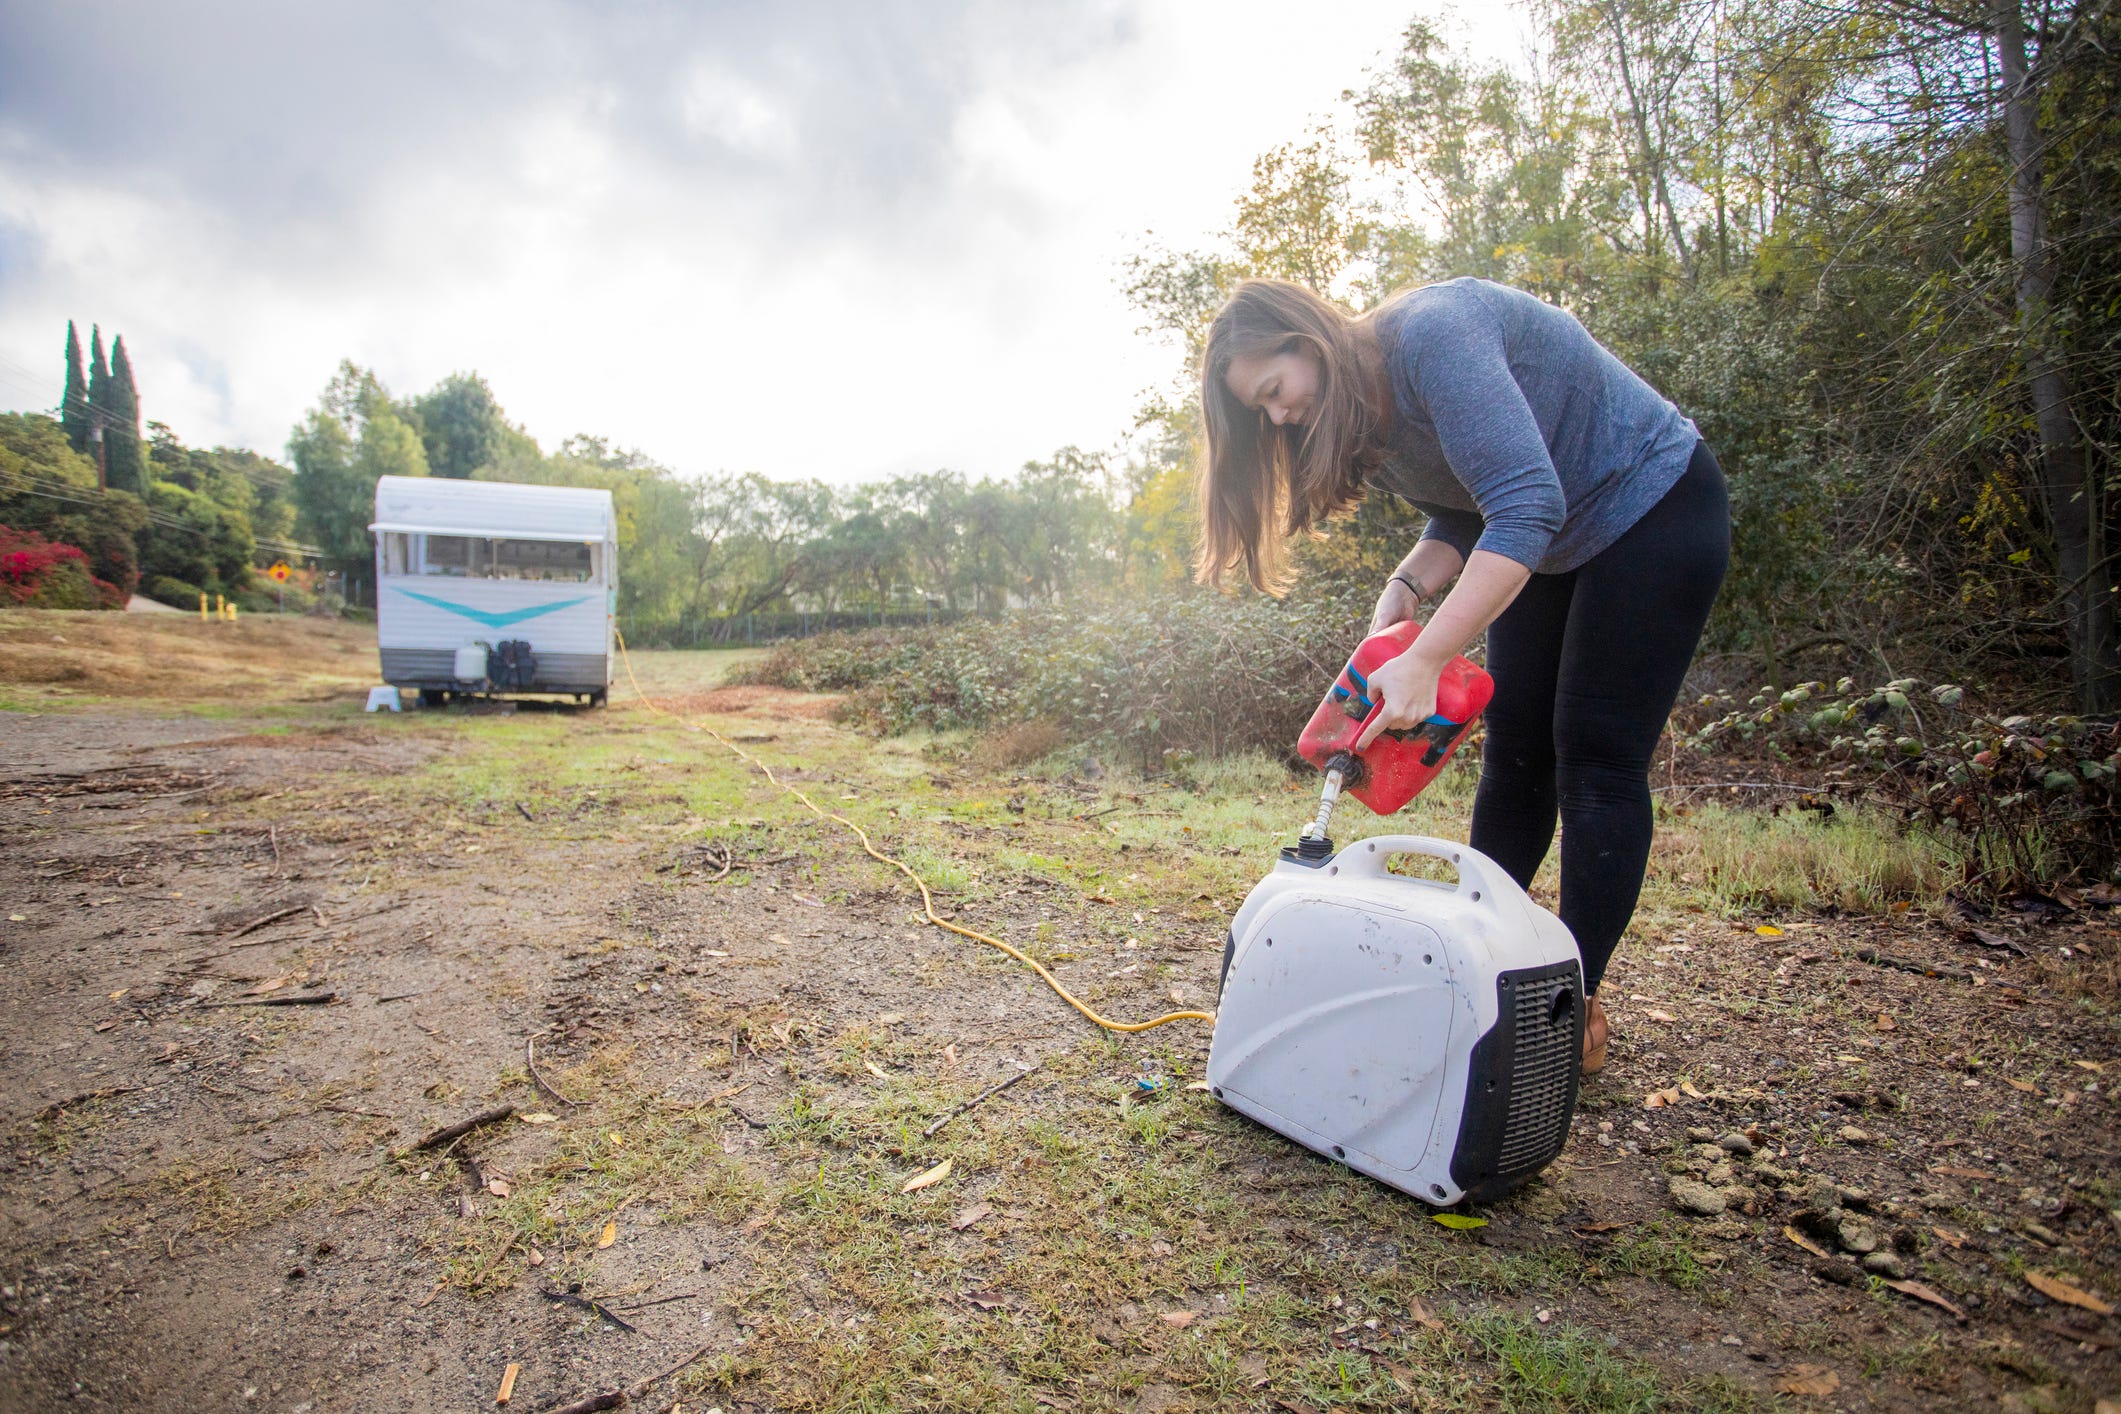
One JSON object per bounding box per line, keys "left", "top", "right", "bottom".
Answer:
{"left": 1369, "top": 575, "right": 1422, "bottom": 634}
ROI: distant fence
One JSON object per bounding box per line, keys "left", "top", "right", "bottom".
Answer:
{"left": 621, "top": 608, "right": 970, "bottom": 648}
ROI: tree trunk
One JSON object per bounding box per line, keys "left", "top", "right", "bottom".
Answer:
{"left": 1993, "top": 0, "right": 2117, "bottom": 711}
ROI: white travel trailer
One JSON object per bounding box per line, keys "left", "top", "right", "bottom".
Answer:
{"left": 370, "top": 475, "right": 617, "bottom": 706}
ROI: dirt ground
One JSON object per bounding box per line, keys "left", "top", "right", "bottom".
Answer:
{"left": 1, "top": 609, "right": 2117, "bottom": 1413}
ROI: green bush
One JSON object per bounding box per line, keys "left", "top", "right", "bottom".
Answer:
{"left": 733, "top": 589, "right": 1381, "bottom": 769}
{"left": 145, "top": 576, "right": 204, "bottom": 609}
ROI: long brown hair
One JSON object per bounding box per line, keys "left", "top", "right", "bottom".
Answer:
{"left": 1197, "top": 280, "right": 1392, "bottom": 593}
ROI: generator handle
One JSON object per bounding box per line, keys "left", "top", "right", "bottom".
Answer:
{"left": 1336, "top": 835, "right": 1505, "bottom": 903}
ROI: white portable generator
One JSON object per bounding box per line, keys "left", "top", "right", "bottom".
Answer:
{"left": 1207, "top": 834, "right": 1583, "bottom": 1206}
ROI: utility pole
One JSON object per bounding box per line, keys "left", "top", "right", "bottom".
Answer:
{"left": 89, "top": 422, "right": 106, "bottom": 492}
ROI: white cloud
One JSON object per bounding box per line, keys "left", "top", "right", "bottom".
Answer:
{"left": 0, "top": 1, "right": 1504, "bottom": 484}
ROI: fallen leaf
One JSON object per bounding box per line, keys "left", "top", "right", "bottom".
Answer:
{"left": 2026, "top": 1271, "right": 2114, "bottom": 1315}
{"left": 963, "top": 1289, "right": 1011, "bottom": 1310}
{"left": 876, "top": 1013, "right": 905, "bottom": 1026}
{"left": 7, "top": 915, "right": 25, "bottom": 923}
{"left": 1930, "top": 1226, "right": 1968, "bottom": 1249}
{"left": 901, "top": 1158, "right": 954, "bottom": 1194}
{"left": 93, "top": 1020, "right": 116, "bottom": 1033}
{"left": 1644, "top": 1086, "right": 1681, "bottom": 1109}
{"left": 943, "top": 1043, "right": 958, "bottom": 1065}
{"left": 1875, "top": 1013, "right": 1897, "bottom": 1031}
{"left": 607, "top": 1132, "right": 624, "bottom": 1148}
{"left": 1679, "top": 1080, "right": 1707, "bottom": 1100}
{"left": 1161, "top": 1311, "right": 1197, "bottom": 1328}
{"left": 1644, "top": 1009, "right": 1676, "bottom": 1022}
{"left": 108, "top": 988, "right": 128, "bottom": 1000}
{"left": 1168, "top": 987, "right": 1185, "bottom": 1004}
{"left": 520, "top": 1113, "right": 558, "bottom": 1124}
{"left": 2073, "top": 1059, "right": 2107, "bottom": 1073}
{"left": 487, "top": 1178, "right": 512, "bottom": 1198}
{"left": 246, "top": 976, "right": 290, "bottom": 996}
{"left": 597, "top": 1221, "right": 617, "bottom": 1249}
{"left": 1784, "top": 1226, "right": 1833, "bottom": 1260}
{"left": 527, "top": 1245, "right": 544, "bottom": 1267}
{"left": 792, "top": 892, "right": 823, "bottom": 906}
{"left": 950, "top": 1203, "right": 993, "bottom": 1231}
{"left": 1883, "top": 1279, "right": 1966, "bottom": 1320}
{"left": 863, "top": 1061, "right": 889, "bottom": 1080}
{"left": 1775, "top": 1364, "right": 1839, "bottom": 1396}
{"left": 1755, "top": 924, "right": 1784, "bottom": 937}
{"left": 1406, "top": 1294, "right": 1445, "bottom": 1331}
{"left": 1431, "top": 1213, "right": 1488, "bottom": 1230}
{"left": 1184, "top": 1080, "right": 1213, "bottom": 1092}
{"left": 2007, "top": 1077, "right": 2038, "bottom": 1093}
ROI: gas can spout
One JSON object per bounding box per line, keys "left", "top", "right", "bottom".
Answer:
{"left": 1295, "top": 752, "right": 1354, "bottom": 858}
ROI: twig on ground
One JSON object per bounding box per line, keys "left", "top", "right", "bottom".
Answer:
{"left": 223, "top": 904, "right": 306, "bottom": 939}
{"left": 406, "top": 1104, "right": 517, "bottom": 1154}
{"left": 517, "top": 802, "right": 535, "bottom": 822}
{"left": 1855, "top": 947, "right": 1972, "bottom": 982}
{"left": 268, "top": 825, "right": 282, "bottom": 871}
{"left": 539, "top": 1286, "right": 639, "bottom": 1333}
{"left": 614, "top": 1290, "right": 701, "bottom": 1312}
{"left": 543, "top": 1342, "right": 711, "bottom": 1414}
{"left": 374, "top": 990, "right": 426, "bottom": 1003}
{"left": 319, "top": 1103, "right": 394, "bottom": 1120}
{"left": 527, "top": 1038, "right": 583, "bottom": 1109}
{"left": 199, "top": 990, "right": 340, "bottom": 1009}
{"left": 922, "top": 1065, "right": 1038, "bottom": 1139}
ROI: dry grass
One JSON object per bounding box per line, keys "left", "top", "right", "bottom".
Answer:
{"left": 0, "top": 607, "right": 378, "bottom": 704}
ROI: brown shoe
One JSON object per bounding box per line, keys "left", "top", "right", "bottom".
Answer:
{"left": 1582, "top": 993, "right": 1609, "bottom": 1074}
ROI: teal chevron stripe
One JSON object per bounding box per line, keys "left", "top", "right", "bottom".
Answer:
{"left": 393, "top": 588, "right": 591, "bottom": 629}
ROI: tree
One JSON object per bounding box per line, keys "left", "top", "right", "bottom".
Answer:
{"left": 0, "top": 411, "right": 146, "bottom": 596}
{"left": 104, "top": 336, "right": 148, "bottom": 495}
{"left": 406, "top": 372, "right": 535, "bottom": 480}
{"left": 61, "top": 322, "right": 89, "bottom": 453}
{"left": 287, "top": 361, "right": 429, "bottom": 582}
{"left": 85, "top": 327, "right": 110, "bottom": 489}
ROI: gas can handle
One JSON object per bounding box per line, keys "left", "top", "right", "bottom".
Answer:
{"left": 1335, "top": 835, "right": 1505, "bottom": 904}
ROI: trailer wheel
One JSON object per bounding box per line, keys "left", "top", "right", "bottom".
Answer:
{"left": 419, "top": 689, "right": 448, "bottom": 708}
{"left": 589, "top": 690, "right": 607, "bottom": 708}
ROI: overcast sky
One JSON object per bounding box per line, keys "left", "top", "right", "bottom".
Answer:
{"left": 0, "top": 1, "right": 1496, "bottom": 485}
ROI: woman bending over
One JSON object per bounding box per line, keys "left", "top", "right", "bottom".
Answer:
{"left": 1200, "top": 277, "right": 1729, "bottom": 1073}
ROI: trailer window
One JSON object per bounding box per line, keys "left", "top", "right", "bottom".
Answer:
{"left": 382, "top": 533, "right": 413, "bottom": 575}
{"left": 421, "top": 535, "right": 480, "bottom": 576}
{"left": 414, "top": 535, "right": 594, "bottom": 581}
{"left": 491, "top": 539, "right": 594, "bottom": 582}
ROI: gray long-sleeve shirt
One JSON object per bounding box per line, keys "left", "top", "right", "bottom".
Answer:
{"left": 1370, "top": 278, "right": 1701, "bottom": 574}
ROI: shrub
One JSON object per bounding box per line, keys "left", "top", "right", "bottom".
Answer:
{"left": 145, "top": 576, "right": 205, "bottom": 609}
{"left": 733, "top": 588, "right": 1379, "bottom": 769}
{"left": 1688, "top": 677, "right": 2119, "bottom": 894}
{"left": 0, "top": 524, "right": 125, "bottom": 609}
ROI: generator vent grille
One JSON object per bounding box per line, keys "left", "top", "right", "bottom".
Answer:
{"left": 1496, "top": 970, "right": 1579, "bottom": 1175}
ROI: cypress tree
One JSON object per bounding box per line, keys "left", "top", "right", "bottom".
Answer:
{"left": 61, "top": 321, "right": 89, "bottom": 452}
{"left": 106, "top": 337, "right": 148, "bottom": 494}
{"left": 86, "top": 326, "right": 111, "bottom": 489}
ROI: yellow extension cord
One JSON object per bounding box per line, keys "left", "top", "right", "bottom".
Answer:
{"left": 613, "top": 628, "right": 1216, "bottom": 1035}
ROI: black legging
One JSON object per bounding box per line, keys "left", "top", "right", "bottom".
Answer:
{"left": 1470, "top": 441, "right": 1730, "bottom": 994}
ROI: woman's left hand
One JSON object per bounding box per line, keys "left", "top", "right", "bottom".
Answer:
{"left": 1354, "top": 648, "right": 1442, "bottom": 751}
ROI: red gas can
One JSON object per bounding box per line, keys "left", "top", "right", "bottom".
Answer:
{"left": 1296, "top": 620, "right": 1495, "bottom": 816}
